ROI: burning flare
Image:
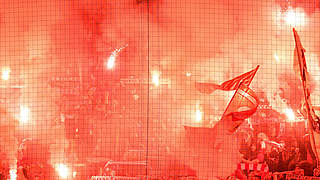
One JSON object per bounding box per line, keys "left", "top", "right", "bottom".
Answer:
{"left": 9, "top": 168, "right": 17, "bottom": 180}
{"left": 195, "top": 109, "right": 203, "bottom": 123}
{"left": 105, "top": 44, "right": 128, "bottom": 70}
{"left": 107, "top": 51, "right": 116, "bottom": 69}
{"left": 19, "top": 106, "right": 30, "bottom": 124}
{"left": 56, "top": 164, "right": 70, "bottom": 179}
{"left": 284, "top": 108, "right": 295, "bottom": 122}
{"left": 1, "top": 67, "right": 11, "bottom": 81}
{"left": 284, "top": 8, "right": 306, "bottom": 27}
{"left": 273, "top": 53, "right": 280, "bottom": 62}
{"left": 152, "top": 71, "right": 160, "bottom": 86}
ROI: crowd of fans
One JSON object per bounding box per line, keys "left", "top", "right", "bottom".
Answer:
{"left": 233, "top": 132, "right": 318, "bottom": 179}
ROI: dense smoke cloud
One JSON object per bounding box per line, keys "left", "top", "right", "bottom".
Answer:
{"left": 0, "top": 107, "right": 18, "bottom": 170}
{"left": 0, "top": 0, "right": 320, "bottom": 179}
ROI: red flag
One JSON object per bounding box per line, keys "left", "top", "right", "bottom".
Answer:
{"left": 222, "top": 83, "right": 259, "bottom": 133}
{"left": 293, "top": 28, "right": 320, "bottom": 167}
{"left": 293, "top": 29, "right": 311, "bottom": 91}
{"left": 293, "top": 28, "right": 320, "bottom": 131}
{"left": 195, "top": 65, "right": 259, "bottom": 94}
{"left": 184, "top": 84, "right": 259, "bottom": 145}
{"left": 220, "top": 66, "right": 259, "bottom": 90}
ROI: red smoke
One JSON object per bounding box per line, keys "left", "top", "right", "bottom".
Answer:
{"left": 0, "top": 0, "right": 320, "bottom": 179}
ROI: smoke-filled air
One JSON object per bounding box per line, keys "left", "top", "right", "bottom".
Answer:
{"left": 0, "top": 0, "right": 320, "bottom": 179}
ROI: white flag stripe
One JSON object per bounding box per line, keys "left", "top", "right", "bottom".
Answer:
{"left": 241, "top": 163, "right": 245, "bottom": 170}
{"left": 238, "top": 89, "right": 257, "bottom": 105}
{"left": 249, "top": 163, "right": 253, "bottom": 170}
{"left": 257, "top": 163, "right": 262, "bottom": 171}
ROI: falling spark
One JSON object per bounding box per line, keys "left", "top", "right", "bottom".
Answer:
{"left": 284, "top": 108, "right": 295, "bottom": 122}
{"left": 20, "top": 106, "right": 30, "bottom": 123}
{"left": 284, "top": 8, "right": 306, "bottom": 27}
{"left": 195, "top": 109, "right": 203, "bottom": 122}
{"left": 152, "top": 71, "right": 160, "bottom": 86}
{"left": 106, "top": 44, "right": 128, "bottom": 70}
{"left": 1, "top": 67, "right": 11, "bottom": 80}
{"left": 186, "top": 72, "right": 192, "bottom": 77}
{"left": 56, "top": 164, "right": 70, "bottom": 179}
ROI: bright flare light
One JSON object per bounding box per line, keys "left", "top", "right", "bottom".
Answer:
{"left": 73, "top": 171, "right": 77, "bottom": 178}
{"left": 106, "top": 44, "right": 128, "bottom": 70}
{"left": 56, "top": 164, "right": 70, "bottom": 179}
{"left": 9, "top": 169, "right": 17, "bottom": 180}
{"left": 195, "top": 109, "right": 203, "bottom": 122}
{"left": 19, "top": 106, "right": 30, "bottom": 123}
{"left": 274, "top": 53, "right": 280, "bottom": 62}
{"left": 1, "top": 67, "right": 11, "bottom": 80}
{"left": 284, "top": 108, "right": 295, "bottom": 122}
{"left": 107, "top": 52, "right": 116, "bottom": 69}
{"left": 284, "top": 9, "right": 306, "bottom": 27}
{"left": 152, "top": 71, "right": 160, "bottom": 86}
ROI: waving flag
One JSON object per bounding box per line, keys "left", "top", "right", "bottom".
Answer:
{"left": 293, "top": 29, "right": 311, "bottom": 90}
{"left": 185, "top": 67, "right": 260, "bottom": 146}
{"left": 195, "top": 65, "right": 259, "bottom": 94}
{"left": 293, "top": 28, "right": 320, "bottom": 167}
{"left": 222, "top": 83, "right": 259, "bottom": 133}
{"left": 184, "top": 84, "right": 259, "bottom": 143}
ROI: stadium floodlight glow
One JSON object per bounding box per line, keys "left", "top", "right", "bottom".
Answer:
{"left": 19, "top": 106, "right": 30, "bottom": 123}
{"left": 152, "top": 71, "right": 160, "bottom": 86}
{"left": 284, "top": 108, "right": 295, "bottom": 122}
{"left": 195, "top": 109, "right": 203, "bottom": 122}
{"left": 56, "top": 164, "right": 70, "bottom": 179}
{"left": 284, "top": 8, "right": 306, "bottom": 27}
{"left": 1, "top": 67, "right": 11, "bottom": 81}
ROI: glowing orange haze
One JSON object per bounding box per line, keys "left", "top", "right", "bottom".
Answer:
{"left": 0, "top": 0, "right": 319, "bottom": 179}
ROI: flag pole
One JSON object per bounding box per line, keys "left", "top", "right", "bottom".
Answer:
{"left": 293, "top": 28, "right": 320, "bottom": 167}
{"left": 220, "top": 82, "right": 244, "bottom": 133}
{"left": 212, "top": 82, "right": 245, "bottom": 150}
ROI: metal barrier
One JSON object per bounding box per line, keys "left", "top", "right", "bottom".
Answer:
{"left": 272, "top": 172, "right": 320, "bottom": 180}
{"left": 91, "top": 176, "right": 111, "bottom": 180}
{"left": 91, "top": 176, "right": 142, "bottom": 180}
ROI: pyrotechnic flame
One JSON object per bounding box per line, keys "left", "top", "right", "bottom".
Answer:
{"left": 106, "top": 44, "right": 128, "bottom": 70}
{"left": 284, "top": 108, "right": 295, "bottom": 122}
{"left": 1, "top": 67, "right": 11, "bottom": 81}
{"left": 273, "top": 53, "right": 280, "bottom": 62}
{"left": 284, "top": 8, "right": 306, "bottom": 27}
{"left": 195, "top": 109, "right": 203, "bottom": 122}
{"left": 19, "top": 106, "right": 30, "bottom": 123}
{"left": 107, "top": 52, "right": 116, "bottom": 69}
{"left": 56, "top": 163, "right": 69, "bottom": 179}
{"left": 152, "top": 71, "right": 160, "bottom": 86}
{"left": 9, "top": 168, "right": 17, "bottom": 180}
